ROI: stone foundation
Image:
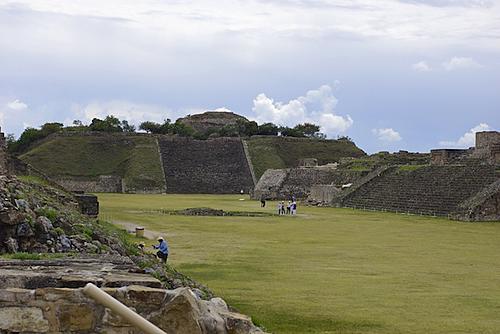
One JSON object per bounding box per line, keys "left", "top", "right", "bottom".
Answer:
{"left": 55, "top": 175, "right": 123, "bottom": 193}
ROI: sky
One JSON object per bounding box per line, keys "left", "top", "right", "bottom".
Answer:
{"left": 0, "top": 0, "right": 499, "bottom": 153}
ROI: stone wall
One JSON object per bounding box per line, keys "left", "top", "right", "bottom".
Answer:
{"left": 0, "top": 285, "right": 265, "bottom": 334}
{"left": 253, "top": 167, "right": 366, "bottom": 200}
{"left": 159, "top": 137, "right": 255, "bottom": 194}
{"left": 338, "top": 165, "right": 499, "bottom": 219}
{"left": 54, "top": 176, "right": 124, "bottom": 193}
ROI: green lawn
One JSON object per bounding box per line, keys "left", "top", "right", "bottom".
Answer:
{"left": 98, "top": 194, "right": 500, "bottom": 334}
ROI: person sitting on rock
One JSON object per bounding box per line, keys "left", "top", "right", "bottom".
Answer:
{"left": 153, "top": 236, "right": 169, "bottom": 263}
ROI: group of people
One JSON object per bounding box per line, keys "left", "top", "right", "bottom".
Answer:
{"left": 278, "top": 200, "right": 297, "bottom": 215}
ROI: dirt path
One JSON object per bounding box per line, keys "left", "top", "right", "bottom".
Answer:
{"left": 111, "top": 220, "right": 158, "bottom": 240}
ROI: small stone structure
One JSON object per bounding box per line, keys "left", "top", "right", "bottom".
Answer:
{"left": 74, "top": 193, "right": 99, "bottom": 217}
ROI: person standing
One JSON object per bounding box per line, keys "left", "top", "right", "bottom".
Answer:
{"left": 153, "top": 236, "right": 169, "bottom": 263}
{"left": 277, "top": 201, "right": 283, "bottom": 215}
{"left": 286, "top": 201, "right": 291, "bottom": 215}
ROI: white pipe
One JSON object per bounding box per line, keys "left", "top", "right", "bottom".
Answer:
{"left": 83, "top": 283, "right": 167, "bottom": 334}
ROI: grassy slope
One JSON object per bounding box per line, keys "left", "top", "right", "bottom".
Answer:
{"left": 99, "top": 194, "right": 500, "bottom": 334}
{"left": 246, "top": 137, "right": 366, "bottom": 179}
{"left": 20, "top": 135, "right": 165, "bottom": 191}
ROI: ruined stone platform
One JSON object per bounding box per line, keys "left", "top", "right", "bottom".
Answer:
{"left": 0, "top": 255, "right": 161, "bottom": 289}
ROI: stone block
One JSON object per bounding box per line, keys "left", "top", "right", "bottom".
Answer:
{"left": 0, "top": 306, "right": 49, "bottom": 332}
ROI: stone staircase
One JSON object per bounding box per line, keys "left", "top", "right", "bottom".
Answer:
{"left": 158, "top": 136, "right": 254, "bottom": 194}
{"left": 341, "top": 165, "right": 498, "bottom": 216}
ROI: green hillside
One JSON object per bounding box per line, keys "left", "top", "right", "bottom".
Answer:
{"left": 246, "top": 136, "right": 366, "bottom": 179}
{"left": 20, "top": 134, "right": 165, "bottom": 192}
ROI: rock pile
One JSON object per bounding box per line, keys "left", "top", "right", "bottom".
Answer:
{"left": 0, "top": 175, "right": 126, "bottom": 255}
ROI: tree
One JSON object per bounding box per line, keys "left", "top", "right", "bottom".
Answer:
{"left": 139, "top": 121, "right": 162, "bottom": 134}
{"left": 89, "top": 116, "right": 123, "bottom": 132}
{"left": 121, "top": 120, "right": 136, "bottom": 133}
{"left": 293, "top": 123, "right": 320, "bottom": 138}
{"left": 257, "top": 123, "right": 279, "bottom": 136}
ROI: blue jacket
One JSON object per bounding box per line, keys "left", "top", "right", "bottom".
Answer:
{"left": 155, "top": 240, "right": 169, "bottom": 255}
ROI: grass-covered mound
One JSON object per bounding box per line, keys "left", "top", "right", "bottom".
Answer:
{"left": 246, "top": 136, "right": 366, "bottom": 179}
{"left": 99, "top": 193, "right": 500, "bottom": 334}
{"left": 19, "top": 134, "right": 165, "bottom": 192}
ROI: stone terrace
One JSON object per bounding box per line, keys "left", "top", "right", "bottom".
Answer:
{"left": 159, "top": 137, "right": 254, "bottom": 194}
{"left": 340, "top": 165, "right": 498, "bottom": 216}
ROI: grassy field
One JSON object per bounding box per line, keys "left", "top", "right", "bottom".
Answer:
{"left": 98, "top": 194, "right": 500, "bottom": 334}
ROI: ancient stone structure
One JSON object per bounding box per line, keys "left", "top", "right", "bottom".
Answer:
{"left": 54, "top": 175, "right": 123, "bottom": 193}
{"left": 472, "top": 131, "right": 500, "bottom": 164}
{"left": 178, "top": 111, "right": 249, "bottom": 134}
{"left": 431, "top": 131, "right": 500, "bottom": 166}
{"left": 252, "top": 167, "right": 366, "bottom": 200}
{"left": 0, "top": 257, "right": 266, "bottom": 334}
{"left": 334, "top": 165, "right": 498, "bottom": 219}
{"left": 159, "top": 137, "right": 255, "bottom": 194}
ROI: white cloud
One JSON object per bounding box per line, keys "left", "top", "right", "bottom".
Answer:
{"left": 69, "top": 100, "right": 172, "bottom": 126}
{"left": 372, "top": 128, "right": 402, "bottom": 142}
{"left": 6, "top": 99, "right": 28, "bottom": 111}
{"left": 443, "top": 57, "right": 483, "bottom": 71}
{"left": 412, "top": 61, "right": 432, "bottom": 72}
{"left": 439, "top": 123, "right": 491, "bottom": 147}
{"left": 251, "top": 85, "right": 353, "bottom": 136}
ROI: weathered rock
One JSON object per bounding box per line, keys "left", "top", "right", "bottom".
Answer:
{"left": 57, "top": 303, "right": 94, "bottom": 331}
{"left": 151, "top": 287, "right": 227, "bottom": 334}
{"left": 36, "top": 216, "right": 53, "bottom": 234}
{"left": 16, "top": 222, "right": 34, "bottom": 237}
{"left": 0, "top": 210, "right": 25, "bottom": 225}
{"left": 4, "top": 237, "right": 18, "bottom": 253}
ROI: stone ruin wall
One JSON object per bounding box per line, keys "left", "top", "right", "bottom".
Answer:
{"left": 431, "top": 131, "right": 500, "bottom": 166}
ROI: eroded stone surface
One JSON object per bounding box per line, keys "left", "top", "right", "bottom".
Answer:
{"left": 0, "top": 306, "right": 49, "bottom": 332}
